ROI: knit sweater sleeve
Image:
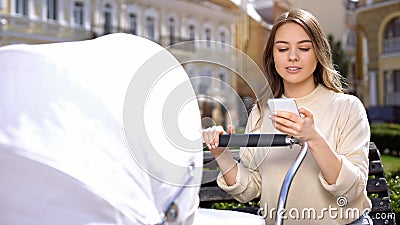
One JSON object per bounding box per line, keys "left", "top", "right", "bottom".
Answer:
{"left": 216, "top": 107, "right": 262, "bottom": 203}
{"left": 318, "top": 95, "right": 370, "bottom": 204}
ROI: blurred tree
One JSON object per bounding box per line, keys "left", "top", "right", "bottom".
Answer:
{"left": 328, "top": 34, "right": 350, "bottom": 88}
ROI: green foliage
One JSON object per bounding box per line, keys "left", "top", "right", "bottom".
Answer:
{"left": 370, "top": 123, "right": 400, "bottom": 155}
{"left": 368, "top": 123, "right": 400, "bottom": 221}
{"left": 371, "top": 123, "right": 400, "bottom": 131}
{"left": 386, "top": 171, "right": 400, "bottom": 224}
{"left": 381, "top": 155, "right": 400, "bottom": 173}
{"left": 211, "top": 200, "right": 259, "bottom": 210}
{"left": 328, "top": 34, "right": 349, "bottom": 82}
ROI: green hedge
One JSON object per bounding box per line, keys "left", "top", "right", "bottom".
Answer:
{"left": 370, "top": 123, "right": 400, "bottom": 155}
{"left": 211, "top": 200, "right": 259, "bottom": 210}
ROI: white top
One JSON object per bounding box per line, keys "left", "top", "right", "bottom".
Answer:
{"left": 218, "top": 85, "right": 372, "bottom": 225}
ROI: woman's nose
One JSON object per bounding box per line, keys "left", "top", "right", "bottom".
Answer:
{"left": 288, "top": 49, "right": 299, "bottom": 62}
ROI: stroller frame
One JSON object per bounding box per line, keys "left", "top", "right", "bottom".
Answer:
{"left": 218, "top": 134, "right": 309, "bottom": 225}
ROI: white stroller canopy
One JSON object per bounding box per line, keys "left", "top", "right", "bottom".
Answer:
{"left": 0, "top": 33, "right": 203, "bottom": 225}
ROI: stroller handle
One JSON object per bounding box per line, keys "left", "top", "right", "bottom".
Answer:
{"left": 218, "top": 134, "right": 296, "bottom": 147}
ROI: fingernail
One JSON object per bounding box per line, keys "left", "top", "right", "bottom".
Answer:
{"left": 207, "top": 144, "right": 211, "bottom": 149}
{"left": 215, "top": 143, "right": 219, "bottom": 148}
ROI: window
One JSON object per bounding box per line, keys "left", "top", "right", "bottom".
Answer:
{"left": 220, "top": 31, "right": 225, "bottom": 44}
{"left": 205, "top": 28, "right": 211, "bottom": 47}
{"left": 16, "top": 0, "right": 28, "bottom": 16}
{"left": 128, "top": 13, "right": 137, "bottom": 35}
{"left": 189, "top": 25, "right": 195, "bottom": 41}
{"left": 104, "top": 4, "right": 112, "bottom": 34}
{"left": 385, "top": 70, "right": 400, "bottom": 105}
{"left": 73, "top": 1, "right": 84, "bottom": 26}
{"left": 219, "top": 31, "right": 226, "bottom": 49}
{"left": 383, "top": 17, "right": 400, "bottom": 53}
{"left": 146, "top": 16, "right": 155, "bottom": 41}
{"left": 217, "top": 70, "right": 229, "bottom": 90}
{"left": 168, "top": 17, "right": 176, "bottom": 45}
{"left": 184, "top": 64, "right": 199, "bottom": 92}
{"left": 47, "top": 0, "right": 58, "bottom": 20}
{"left": 219, "top": 73, "right": 226, "bottom": 90}
{"left": 346, "top": 29, "right": 356, "bottom": 50}
{"left": 384, "top": 17, "right": 400, "bottom": 39}
{"left": 386, "top": 70, "right": 400, "bottom": 92}
{"left": 199, "top": 68, "right": 212, "bottom": 95}
{"left": 393, "top": 70, "right": 400, "bottom": 92}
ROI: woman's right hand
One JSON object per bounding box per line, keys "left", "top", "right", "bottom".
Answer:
{"left": 202, "top": 125, "right": 238, "bottom": 186}
{"left": 202, "top": 125, "right": 235, "bottom": 157}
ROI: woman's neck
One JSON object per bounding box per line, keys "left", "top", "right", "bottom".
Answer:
{"left": 283, "top": 81, "right": 317, "bottom": 98}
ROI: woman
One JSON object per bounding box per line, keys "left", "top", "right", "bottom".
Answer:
{"left": 202, "top": 8, "right": 372, "bottom": 225}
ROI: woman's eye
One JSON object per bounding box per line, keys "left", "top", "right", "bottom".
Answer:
{"left": 299, "top": 48, "right": 310, "bottom": 51}
{"left": 278, "top": 48, "right": 288, "bottom": 52}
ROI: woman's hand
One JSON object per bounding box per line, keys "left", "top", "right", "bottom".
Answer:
{"left": 202, "top": 125, "right": 238, "bottom": 186}
{"left": 269, "top": 107, "right": 318, "bottom": 143}
{"left": 202, "top": 125, "right": 235, "bottom": 157}
{"left": 270, "top": 106, "right": 341, "bottom": 184}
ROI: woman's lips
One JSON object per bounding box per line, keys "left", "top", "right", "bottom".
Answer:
{"left": 285, "top": 66, "right": 301, "bottom": 73}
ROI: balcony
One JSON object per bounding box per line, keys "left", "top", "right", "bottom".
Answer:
{"left": 91, "top": 25, "right": 122, "bottom": 38}
{"left": 91, "top": 27, "right": 197, "bottom": 52}
{"left": 386, "top": 92, "right": 400, "bottom": 106}
{"left": 1, "top": 14, "right": 90, "bottom": 41}
{"left": 159, "top": 36, "right": 196, "bottom": 52}
{"left": 383, "top": 36, "right": 400, "bottom": 55}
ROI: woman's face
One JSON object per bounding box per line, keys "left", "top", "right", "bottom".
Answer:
{"left": 273, "top": 22, "right": 317, "bottom": 88}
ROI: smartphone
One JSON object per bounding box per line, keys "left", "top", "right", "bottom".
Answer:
{"left": 267, "top": 98, "right": 300, "bottom": 115}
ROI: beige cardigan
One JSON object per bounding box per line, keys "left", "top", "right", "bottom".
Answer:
{"left": 217, "top": 85, "right": 372, "bottom": 225}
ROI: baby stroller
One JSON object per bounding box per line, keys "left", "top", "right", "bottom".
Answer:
{"left": 0, "top": 33, "right": 306, "bottom": 225}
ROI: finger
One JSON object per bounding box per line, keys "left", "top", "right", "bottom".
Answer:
{"left": 215, "top": 125, "right": 225, "bottom": 133}
{"left": 212, "top": 129, "right": 220, "bottom": 148}
{"left": 298, "top": 107, "right": 313, "bottom": 119}
{"left": 273, "top": 116, "right": 297, "bottom": 128}
{"left": 201, "top": 128, "right": 208, "bottom": 143}
{"left": 274, "top": 116, "right": 303, "bottom": 134}
{"left": 202, "top": 129, "right": 212, "bottom": 149}
{"left": 207, "top": 128, "right": 216, "bottom": 147}
{"left": 227, "top": 125, "right": 235, "bottom": 134}
{"left": 274, "top": 121, "right": 300, "bottom": 137}
{"left": 278, "top": 110, "right": 301, "bottom": 121}
{"left": 207, "top": 126, "right": 224, "bottom": 149}
{"left": 202, "top": 128, "right": 212, "bottom": 143}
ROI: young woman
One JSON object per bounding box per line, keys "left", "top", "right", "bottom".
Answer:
{"left": 202, "top": 8, "right": 372, "bottom": 225}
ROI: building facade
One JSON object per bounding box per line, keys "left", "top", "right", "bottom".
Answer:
{"left": 0, "top": 0, "right": 272, "bottom": 129}
{"left": 355, "top": 0, "right": 400, "bottom": 107}
{"left": 284, "top": 0, "right": 348, "bottom": 41}
{"left": 0, "top": 0, "right": 92, "bottom": 44}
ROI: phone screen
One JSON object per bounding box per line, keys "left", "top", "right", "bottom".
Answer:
{"left": 267, "top": 98, "right": 299, "bottom": 115}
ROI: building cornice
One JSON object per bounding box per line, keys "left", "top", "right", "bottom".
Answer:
{"left": 356, "top": 0, "right": 399, "bottom": 14}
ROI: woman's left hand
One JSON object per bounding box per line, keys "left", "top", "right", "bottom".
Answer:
{"left": 270, "top": 106, "right": 342, "bottom": 184}
{"left": 269, "top": 106, "right": 317, "bottom": 143}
